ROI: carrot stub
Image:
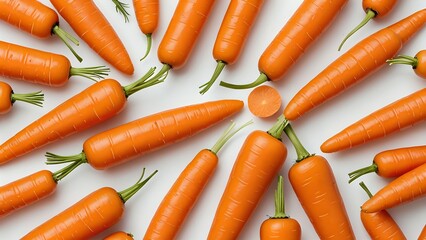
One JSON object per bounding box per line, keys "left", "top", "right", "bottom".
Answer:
{"left": 104, "top": 231, "right": 134, "bottom": 240}
{"left": 0, "top": 81, "right": 43, "bottom": 114}
{"left": 248, "top": 85, "right": 282, "bottom": 118}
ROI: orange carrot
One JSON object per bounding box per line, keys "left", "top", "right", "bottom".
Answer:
{"left": 387, "top": 50, "right": 426, "bottom": 79}
{"left": 0, "top": 41, "right": 109, "bottom": 87}
{"left": 284, "top": 123, "right": 355, "bottom": 239}
{"left": 21, "top": 168, "right": 157, "bottom": 240}
{"left": 349, "top": 145, "right": 426, "bottom": 183}
{"left": 0, "top": 81, "right": 43, "bottom": 114}
{"left": 207, "top": 116, "right": 289, "bottom": 239}
{"left": 248, "top": 85, "right": 282, "bottom": 118}
{"left": 50, "top": 0, "right": 134, "bottom": 75}
{"left": 419, "top": 225, "right": 426, "bottom": 240}
{"left": 199, "top": 0, "right": 265, "bottom": 94}
{"left": 219, "top": 0, "right": 348, "bottom": 89}
{"left": 284, "top": 9, "right": 426, "bottom": 121}
{"left": 144, "top": 120, "right": 252, "bottom": 240}
{"left": 0, "top": 68, "right": 162, "bottom": 165}
{"left": 260, "top": 175, "right": 301, "bottom": 240}
{"left": 104, "top": 231, "right": 134, "bottom": 240}
{"left": 321, "top": 88, "right": 426, "bottom": 153}
{"left": 133, "top": 0, "right": 159, "bottom": 60}
{"left": 112, "top": 0, "right": 131, "bottom": 22}
{"left": 45, "top": 99, "right": 244, "bottom": 170}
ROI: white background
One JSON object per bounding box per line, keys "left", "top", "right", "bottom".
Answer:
{"left": 0, "top": 0, "right": 425, "bottom": 239}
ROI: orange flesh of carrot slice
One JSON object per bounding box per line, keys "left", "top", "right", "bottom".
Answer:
{"left": 248, "top": 85, "right": 282, "bottom": 118}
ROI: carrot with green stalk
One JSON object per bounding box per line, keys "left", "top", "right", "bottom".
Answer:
{"left": 0, "top": 81, "right": 43, "bottom": 114}
{"left": 133, "top": 0, "right": 159, "bottom": 61}
{"left": 387, "top": 50, "right": 426, "bottom": 79}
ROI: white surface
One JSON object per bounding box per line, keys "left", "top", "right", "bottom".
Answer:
{"left": 0, "top": 0, "right": 425, "bottom": 239}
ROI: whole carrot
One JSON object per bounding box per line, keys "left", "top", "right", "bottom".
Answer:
{"left": 349, "top": 145, "right": 426, "bottom": 183}
{"left": 134, "top": 0, "right": 159, "bottom": 60}
{"left": 207, "top": 116, "right": 289, "bottom": 239}
{"left": 0, "top": 81, "right": 43, "bottom": 114}
{"left": 21, "top": 168, "right": 157, "bottom": 240}
{"left": 0, "top": 68, "right": 162, "bottom": 165}
{"left": 387, "top": 50, "right": 426, "bottom": 79}
{"left": 0, "top": 41, "right": 109, "bottom": 87}
{"left": 50, "top": 0, "right": 134, "bottom": 75}
{"left": 321, "top": 88, "right": 426, "bottom": 153}
{"left": 284, "top": 9, "right": 426, "bottom": 121}
{"left": 104, "top": 231, "right": 134, "bottom": 240}
{"left": 219, "top": 0, "right": 348, "bottom": 89}
{"left": 419, "top": 225, "right": 426, "bottom": 240}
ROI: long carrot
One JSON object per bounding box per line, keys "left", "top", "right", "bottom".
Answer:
{"left": 21, "top": 168, "right": 157, "bottom": 239}
{"left": 348, "top": 145, "right": 426, "bottom": 183}
{"left": 387, "top": 50, "right": 426, "bottom": 79}
{"left": 104, "top": 231, "right": 134, "bottom": 240}
{"left": 321, "top": 88, "right": 426, "bottom": 153}
{"left": 45, "top": 99, "right": 244, "bottom": 170}
{"left": 419, "top": 225, "right": 426, "bottom": 240}
{"left": 144, "top": 120, "right": 252, "bottom": 240}
{"left": 0, "top": 81, "right": 43, "bottom": 114}
{"left": 0, "top": 69, "right": 162, "bottom": 165}
{"left": 207, "top": 116, "right": 289, "bottom": 239}
{"left": 199, "top": 0, "right": 265, "bottom": 94}
{"left": 0, "top": 0, "right": 82, "bottom": 61}
{"left": 284, "top": 123, "right": 355, "bottom": 239}
{"left": 134, "top": 0, "right": 159, "bottom": 61}
{"left": 0, "top": 41, "right": 109, "bottom": 87}
{"left": 219, "top": 0, "right": 348, "bottom": 89}
{"left": 284, "top": 9, "right": 426, "bottom": 121}
{"left": 50, "top": 0, "right": 134, "bottom": 75}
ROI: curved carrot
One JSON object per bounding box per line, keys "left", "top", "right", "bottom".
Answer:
{"left": 284, "top": 124, "right": 355, "bottom": 239}
{"left": 50, "top": 0, "right": 134, "bottom": 75}
{"left": 199, "top": 0, "right": 265, "bottom": 94}
{"left": 260, "top": 175, "right": 301, "bottom": 240}
{"left": 248, "top": 85, "right": 282, "bottom": 118}
{"left": 0, "top": 0, "right": 82, "bottom": 61}
{"left": 0, "top": 81, "right": 43, "bottom": 114}
{"left": 219, "top": 0, "right": 348, "bottom": 89}
{"left": 361, "top": 163, "right": 426, "bottom": 213}
{"left": 144, "top": 120, "right": 252, "bottom": 240}
{"left": 207, "top": 116, "right": 289, "bottom": 239}
{"left": 419, "top": 225, "right": 426, "bottom": 240}
{"left": 133, "top": 0, "right": 159, "bottom": 61}
{"left": 0, "top": 41, "right": 109, "bottom": 87}
{"left": 349, "top": 145, "right": 426, "bottom": 183}
{"left": 104, "top": 231, "right": 134, "bottom": 240}
{"left": 284, "top": 9, "right": 426, "bottom": 121}
{"left": 387, "top": 50, "right": 426, "bottom": 79}
{"left": 112, "top": 0, "right": 131, "bottom": 23}
{"left": 0, "top": 69, "right": 162, "bottom": 165}
{"left": 338, "top": 0, "right": 398, "bottom": 51}
{"left": 321, "top": 88, "right": 426, "bottom": 153}
{"left": 21, "top": 168, "right": 157, "bottom": 239}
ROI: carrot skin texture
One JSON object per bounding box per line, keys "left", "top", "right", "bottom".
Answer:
{"left": 414, "top": 50, "right": 426, "bottom": 78}
{"left": 104, "top": 231, "right": 134, "bottom": 240}
{"left": 134, "top": 0, "right": 159, "bottom": 35}
{"left": 284, "top": 9, "right": 426, "bottom": 121}
{"left": 360, "top": 208, "right": 406, "bottom": 239}
{"left": 0, "top": 81, "right": 12, "bottom": 114}
{"left": 375, "top": 146, "right": 426, "bottom": 178}
{"left": 260, "top": 218, "right": 301, "bottom": 240}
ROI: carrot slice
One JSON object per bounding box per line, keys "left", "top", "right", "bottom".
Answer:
{"left": 248, "top": 85, "right": 282, "bottom": 118}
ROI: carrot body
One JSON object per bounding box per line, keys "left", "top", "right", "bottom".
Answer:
{"left": 0, "top": 81, "right": 12, "bottom": 114}
{"left": 104, "top": 231, "right": 134, "bottom": 240}
{"left": 419, "top": 225, "right": 426, "bottom": 240}
{"left": 50, "top": 0, "right": 134, "bottom": 75}
{"left": 284, "top": 9, "right": 426, "bottom": 121}
{"left": 321, "top": 88, "right": 426, "bottom": 153}
{"left": 133, "top": 0, "right": 159, "bottom": 60}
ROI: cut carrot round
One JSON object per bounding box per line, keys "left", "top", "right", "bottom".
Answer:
{"left": 248, "top": 85, "right": 282, "bottom": 118}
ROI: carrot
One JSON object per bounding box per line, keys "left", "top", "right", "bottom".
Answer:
{"left": 361, "top": 163, "right": 426, "bottom": 213}
{"left": 0, "top": 40, "right": 109, "bottom": 87}
{"left": 0, "top": 0, "right": 82, "bottom": 61}
{"left": 259, "top": 175, "right": 301, "bottom": 240}
{"left": 21, "top": 168, "right": 157, "bottom": 239}
{"left": 219, "top": 0, "right": 348, "bottom": 89}
{"left": 0, "top": 68, "right": 162, "bottom": 165}
{"left": 45, "top": 99, "right": 244, "bottom": 170}
{"left": 50, "top": 0, "right": 134, "bottom": 75}
{"left": 284, "top": 123, "right": 355, "bottom": 239}
{"left": 359, "top": 181, "right": 407, "bottom": 240}
{"left": 284, "top": 9, "right": 426, "bottom": 121}
{"left": 0, "top": 81, "right": 43, "bottom": 114}
{"left": 321, "top": 88, "right": 426, "bottom": 153}
{"left": 419, "top": 225, "right": 426, "bottom": 240}
{"left": 199, "top": 0, "right": 265, "bottom": 94}
{"left": 248, "top": 85, "right": 282, "bottom": 118}
{"left": 387, "top": 50, "right": 426, "bottom": 79}
{"left": 144, "top": 120, "right": 252, "bottom": 240}
{"left": 348, "top": 145, "right": 426, "bottom": 183}
{"left": 104, "top": 231, "right": 134, "bottom": 240}
{"left": 338, "top": 0, "right": 398, "bottom": 51}
{"left": 207, "top": 116, "right": 289, "bottom": 239}
{"left": 133, "top": 0, "right": 159, "bottom": 61}
{"left": 112, "top": 0, "right": 131, "bottom": 22}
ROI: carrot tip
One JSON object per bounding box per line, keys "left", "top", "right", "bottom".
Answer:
{"left": 140, "top": 34, "right": 152, "bottom": 61}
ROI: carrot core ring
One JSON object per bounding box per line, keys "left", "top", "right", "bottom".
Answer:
{"left": 248, "top": 85, "right": 282, "bottom": 118}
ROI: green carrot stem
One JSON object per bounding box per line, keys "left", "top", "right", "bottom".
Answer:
{"left": 219, "top": 72, "right": 268, "bottom": 89}
{"left": 140, "top": 34, "right": 152, "bottom": 61}
{"left": 199, "top": 61, "right": 227, "bottom": 94}
{"left": 112, "top": 0, "right": 130, "bottom": 23}
{"left": 123, "top": 67, "right": 162, "bottom": 97}
{"left": 45, "top": 152, "right": 87, "bottom": 165}
{"left": 272, "top": 175, "right": 288, "bottom": 218}
{"left": 386, "top": 54, "right": 418, "bottom": 68}
{"left": 69, "top": 66, "right": 110, "bottom": 82}
{"left": 51, "top": 160, "right": 85, "bottom": 182}
{"left": 210, "top": 120, "right": 253, "bottom": 154}
{"left": 11, "top": 91, "right": 44, "bottom": 107}
{"left": 359, "top": 181, "right": 373, "bottom": 198}
{"left": 338, "top": 9, "right": 376, "bottom": 51}
{"left": 267, "top": 115, "right": 288, "bottom": 140}
{"left": 118, "top": 168, "right": 158, "bottom": 203}
{"left": 283, "top": 123, "right": 311, "bottom": 162}
{"left": 348, "top": 163, "right": 378, "bottom": 183}
{"left": 52, "top": 25, "right": 82, "bottom": 62}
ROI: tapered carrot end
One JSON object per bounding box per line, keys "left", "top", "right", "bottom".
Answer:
{"left": 361, "top": 199, "right": 377, "bottom": 213}
{"left": 320, "top": 137, "right": 340, "bottom": 153}
{"left": 283, "top": 103, "right": 301, "bottom": 121}
{"left": 225, "top": 100, "right": 244, "bottom": 113}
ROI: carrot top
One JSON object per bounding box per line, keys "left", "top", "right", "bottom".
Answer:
{"left": 209, "top": 120, "right": 253, "bottom": 154}
{"left": 11, "top": 91, "right": 44, "bottom": 108}
{"left": 338, "top": 9, "right": 376, "bottom": 51}
{"left": 70, "top": 66, "right": 110, "bottom": 82}
{"left": 348, "top": 164, "right": 378, "bottom": 183}
{"left": 199, "top": 61, "right": 227, "bottom": 94}
{"left": 272, "top": 175, "right": 288, "bottom": 219}
{"left": 359, "top": 181, "right": 373, "bottom": 198}
{"left": 118, "top": 168, "right": 158, "bottom": 203}
{"left": 112, "top": 0, "right": 131, "bottom": 23}
{"left": 140, "top": 33, "right": 152, "bottom": 61}
{"left": 386, "top": 54, "right": 419, "bottom": 68}
{"left": 283, "top": 123, "right": 312, "bottom": 161}
{"left": 220, "top": 73, "right": 268, "bottom": 90}
{"left": 52, "top": 25, "right": 82, "bottom": 62}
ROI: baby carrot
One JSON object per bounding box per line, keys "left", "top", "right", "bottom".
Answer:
{"left": 0, "top": 81, "right": 43, "bottom": 114}
{"left": 387, "top": 50, "right": 426, "bottom": 79}
{"left": 112, "top": 0, "right": 131, "bottom": 22}
{"left": 134, "top": 0, "right": 159, "bottom": 60}
{"left": 104, "top": 231, "right": 134, "bottom": 240}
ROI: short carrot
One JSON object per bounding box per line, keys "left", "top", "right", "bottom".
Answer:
{"left": 144, "top": 120, "right": 252, "bottom": 240}
{"left": 21, "top": 168, "right": 157, "bottom": 240}
{"left": 321, "top": 88, "right": 426, "bottom": 153}
{"left": 248, "top": 85, "right": 282, "bottom": 118}
{"left": 45, "top": 99, "right": 244, "bottom": 170}
{"left": 219, "top": 0, "right": 348, "bottom": 89}
{"left": 104, "top": 231, "right": 134, "bottom": 240}
{"left": 348, "top": 145, "right": 426, "bottom": 183}
{"left": 419, "top": 225, "right": 426, "bottom": 240}
{"left": 260, "top": 175, "right": 301, "bottom": 240}
{"left": 133, "top": 0, "right": 159, "bottom": 61}
{"left": 112, "top": 0, "right": 131, "bottom": 22}
{"left": 199, "top": 0, "right": 265, "bottom": 94}
{"left": 0, "top": 81, "right": 43, "bottom": 114}
{"left": 284, "top": 123, "right": 355, "bottom": 239}
{"left": 207, "top": 116, "right": 289, "bottom": 239}
{"left": 0, "top": 68, "right": 162, "bottom": 165}
{"left": 284, "top": 9, "right": 426, "bottom": 121}
{"left": 50, "top": 0, "right": 134, "bottom": 75}
{"left": 387, "top": 50, "right": 426, "bottom": 79}
{"left": 0, "top": 40, "right": 109, "bottom": 87}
